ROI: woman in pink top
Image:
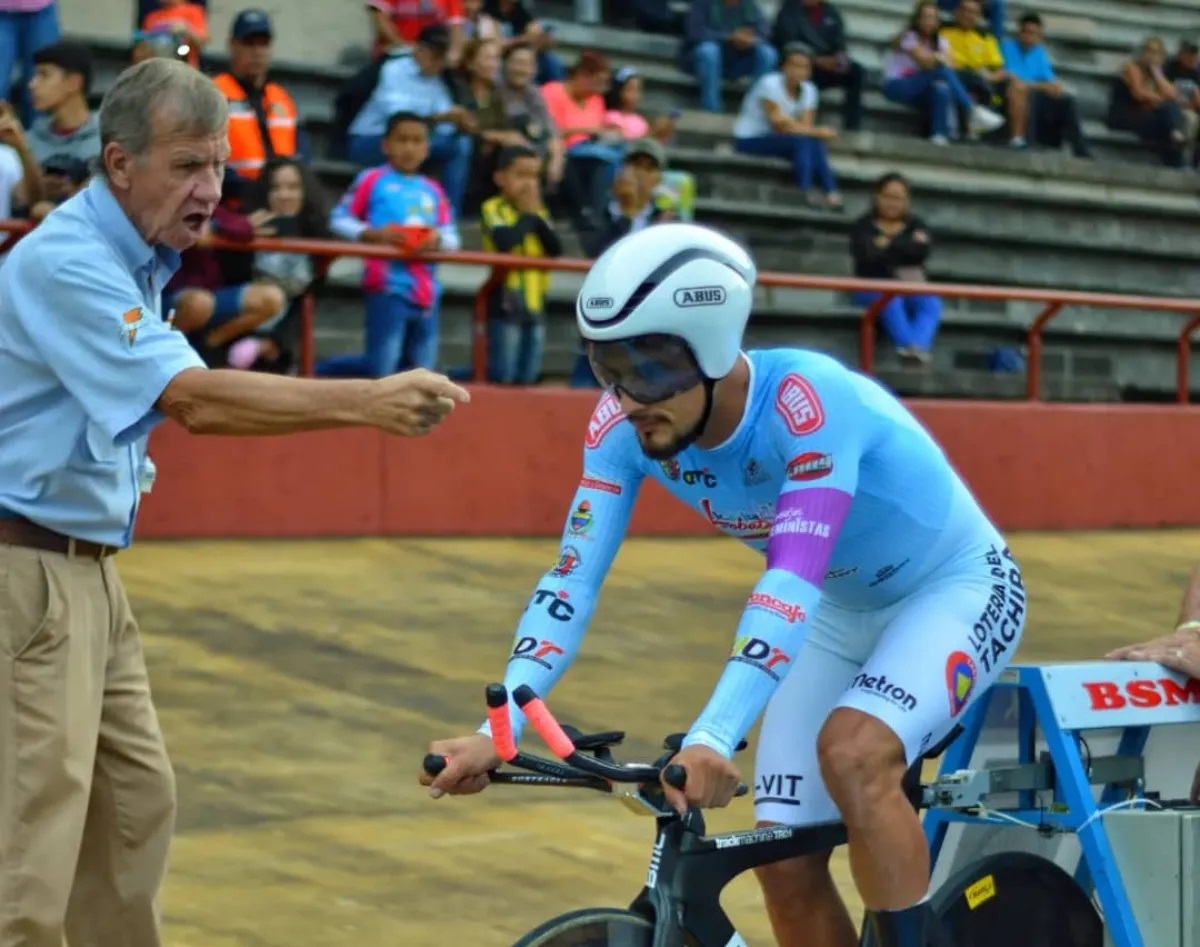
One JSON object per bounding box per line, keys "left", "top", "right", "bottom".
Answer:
{"left": 603, "top": 67, "right": 680, "bottom": 143}
{"left": 881, "top": 0, "right": 1002, "bottom": 144}
{"left": 541, "top": 50, "right": 626, "bottom": 229}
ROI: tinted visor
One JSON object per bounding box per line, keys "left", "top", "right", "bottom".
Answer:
{"left": 587, "top": 334, "right": 705, "bottom": 404}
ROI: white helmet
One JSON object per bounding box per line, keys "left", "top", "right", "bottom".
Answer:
{"left": 576, "top": 222, "right": 757, "bottom": 380}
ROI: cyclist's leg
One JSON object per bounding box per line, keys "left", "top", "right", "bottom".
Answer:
{"left": 753, "top": 607, "right": 869, "bottom": 947}
{"left": 818, "top": 545, "right": 1027, "bottom": 945}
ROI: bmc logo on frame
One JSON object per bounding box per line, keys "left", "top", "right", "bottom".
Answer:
{"left": 1082, "top": 677, "right": 1200, "bottom": 710}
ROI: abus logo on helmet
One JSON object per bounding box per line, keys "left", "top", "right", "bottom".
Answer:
{"left": 585, "top": 296, "right": 614, "bottom": 310}
{"left": 674, "top": 286, "right": 726, "bottom": 308}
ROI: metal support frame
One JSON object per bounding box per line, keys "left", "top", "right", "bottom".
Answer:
{"left": 922, "top": 665, "right": 1151, "bottom": 947}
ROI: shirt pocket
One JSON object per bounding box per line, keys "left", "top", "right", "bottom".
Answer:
{"left": 81, "top": 421, "right": 121, "bottom": 467}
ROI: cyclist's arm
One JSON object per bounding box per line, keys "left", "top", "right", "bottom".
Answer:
{"left": 684, "top": 372, "right": 865, "bottom": 758}
{"left": 480, "top": 394, "right": 645, "bottom": 742}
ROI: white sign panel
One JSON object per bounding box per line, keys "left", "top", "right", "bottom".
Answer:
{"left": 1032, "top": 661, "right": 1200, "bottom": 731}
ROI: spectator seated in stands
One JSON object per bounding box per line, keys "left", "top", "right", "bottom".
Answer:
{"left": 733, "top": 44, "right": 842, "bottom": 210}
{"left": 581, "top": 149, "right": 671, "bottom": 256}
{"left": 882, "top": 0, "right": 1002, "bottom": 145}
{"left": 27, "top": 152, "right": 88, "bottom": 222}
{"left": 999, "top": 13, "right": 1090, "bottom": 159}
{"left": 936, "top": 0, "right": 1003, "bottom": 38}
{"left": 26, "top": 41, "right": 98, "bottom": 166}
{"left": 452, "top": 37, "right": 520, "bottom": 212}
{"left": 228, "top": 157, "right": 331, "bottom": 372}
{"left": 680, "top": 0, "right": 779, "bottom": 113}
{"left": 542, "top": 51, "right": 625, "bottom": 230}
{"left": 163, "top": 171, "right": 287, "bottom": 368}
{"left": 570, "top": 154, "right": 671, "bottom": 387}
{"left": 1165, "top": 39, "right": 1200, "bottom": 167}
{"left": 1107, "top": 35, "right": 1190, "bottom": 169}
{"left": 603, "top": 68, "right": 695, "bottom": 220}
{"left": 0, "top": 0, "right": 60, "bottom": 126}
{"left": 212, "top": 9, "right": 302, "bottom": 182}
{"left": 497, "top": 41, "right": 565, "bottom": 188}
{"left": 318, "top": 111, "right": 461, "bottom": 378}
{"left": 942, "top": 0, "right": 1027, "bottom": 147}
{"left": 347, "top": 24, "right": 475, "bottom": 215}
{"left": 770, "top": 0, "right": 863, "bottom": 131}
{"left": 140, "top": 0, "right": 208, "bottom": 68}
{"left": 0, "top": 101, "right": 43, "bottom": 227}
{"left": 463, "top": 0, "right": 503, "bottom": 40}
{"left": 484, "top": 0, "right": 565, "bottom": 83}
{"left": 481, "top": 145, "right": 562, "bottom": 384}
{"left": 849, "top": 171, "right": 941, "bottom": 366}
{"left": 368, "top": 0, "right": 466, "bottom": 66}
{"left": 620, "top": 137, "right": 691, "bottom": 223}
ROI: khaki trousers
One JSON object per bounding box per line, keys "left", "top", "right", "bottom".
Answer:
{"left": 0, "top": 543, "right": 176, "bottom": 947}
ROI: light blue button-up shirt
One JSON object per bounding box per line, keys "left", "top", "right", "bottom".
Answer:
{"left": 348, "top": 54, "right": 456, "bottom": 138}
{"left": 0, "top": 176, "right": 206, "bottom": 548}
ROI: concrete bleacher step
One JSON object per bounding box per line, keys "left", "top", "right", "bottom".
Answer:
{"left": 543, "top": 16, "right": 1174, "bottom": 166}
{"left": 69, "top": 26, "right": 1194, "bottom": 401}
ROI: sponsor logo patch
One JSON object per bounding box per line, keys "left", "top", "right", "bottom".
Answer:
{"left": 774, "top": 374, "right": 825, "bottom": 436}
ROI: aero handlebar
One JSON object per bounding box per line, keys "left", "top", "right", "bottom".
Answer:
{"left": 422, "top": 683, "right": 749, "bottom": 797}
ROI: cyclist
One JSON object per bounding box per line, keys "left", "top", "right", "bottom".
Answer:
{"left": 420, "top": 223, "right": 1026, "bottom": 947}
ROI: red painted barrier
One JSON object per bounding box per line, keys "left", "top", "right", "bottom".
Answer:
{"left": 136, "top": 387, "right": 1200, "bottom": 539}
{"left": 4, "top": 219, "right": 1200, "bottom": 400}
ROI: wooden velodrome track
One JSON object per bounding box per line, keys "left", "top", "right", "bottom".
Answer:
{"left": 119, "top": 529, "right": 1200, "bottom": 946}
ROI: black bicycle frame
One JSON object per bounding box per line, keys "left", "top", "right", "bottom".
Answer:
{"left": 626, "top": 812, "right": 851, "bottom": 947}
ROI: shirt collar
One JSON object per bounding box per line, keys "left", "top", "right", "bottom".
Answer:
{"left": 83, "top": 175, "right": 181, "bottom": 280}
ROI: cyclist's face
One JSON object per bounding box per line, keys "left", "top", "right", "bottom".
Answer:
{"left": 616, "top": 384, "right": 707, "bottom": 460}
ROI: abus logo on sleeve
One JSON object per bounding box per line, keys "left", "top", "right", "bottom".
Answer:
{"left": 674, "top": 286, "right": 726, "bottom": 307}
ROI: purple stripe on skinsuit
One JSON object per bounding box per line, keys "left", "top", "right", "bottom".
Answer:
{"left": 766, "top": 487, "right": 854, "bottom": 585}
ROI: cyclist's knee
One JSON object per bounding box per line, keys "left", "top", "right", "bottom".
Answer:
{"left": 753, "top": 839, "right": 833, "bottom": 900}
{"left": 816, "top": 708, "right": 907, "bottom": 812}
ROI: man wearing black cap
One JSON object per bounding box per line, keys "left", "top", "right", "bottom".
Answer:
{"left": 211, "top": 8, "right": 300, "bottom": 180}
{"left": 346, "top": 23, "right": 475, "bottom": 213}
{"left": 27, "top": 41, "right": 98, "bottom": 165}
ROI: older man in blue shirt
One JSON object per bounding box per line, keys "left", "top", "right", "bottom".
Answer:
{"left": 1001, "top": 11, "right": 1091, "bottom": 158}
{"left": 0, "top": 56, "right": 468, "bottom": 947}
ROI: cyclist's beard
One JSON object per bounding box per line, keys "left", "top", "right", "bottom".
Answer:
{"left": 635, "top": 381, "right": 715, "bottom": 461}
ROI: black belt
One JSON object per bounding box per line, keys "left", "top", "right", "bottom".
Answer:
{"left": 0, "top": 517, "right": 118, "bottom": 560}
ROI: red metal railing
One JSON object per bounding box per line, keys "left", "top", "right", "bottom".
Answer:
{"left": 4, "top": 219, "right": 1200, "bottom": 402}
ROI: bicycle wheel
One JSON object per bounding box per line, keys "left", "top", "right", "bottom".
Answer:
{"left": 930, "top": 851, "right": 1104, "bottom": 947}
{"left": 513, "top": 907, "right": 654, "bottom": 947}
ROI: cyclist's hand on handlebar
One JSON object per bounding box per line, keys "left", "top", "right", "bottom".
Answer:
{"left": 420, "top": 734, "right": 502, "bottom": 799}
{"left": 662, "top": 744, "right": 742, "bottom": 816}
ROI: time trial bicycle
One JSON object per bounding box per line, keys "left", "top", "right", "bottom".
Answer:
{"left": 422, "top": 683, "right": 1104, "bottom": 947}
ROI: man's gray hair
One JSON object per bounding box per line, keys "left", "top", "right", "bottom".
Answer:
{"left": 99, "top": 58, "right": 228, "bottom": 164}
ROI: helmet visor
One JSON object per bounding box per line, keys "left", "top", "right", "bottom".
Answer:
{"left": 587, "top": 334, "right": 705, "bottom": 404}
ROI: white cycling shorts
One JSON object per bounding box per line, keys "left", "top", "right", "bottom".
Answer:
{"left": 754, "top": 542, "right": 1026, "bottom": 828}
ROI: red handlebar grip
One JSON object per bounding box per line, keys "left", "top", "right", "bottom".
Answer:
{"left": 487, "top": 703, "right": 518, "bottom": 762}
{"left": 522, "top": 697, "right": 577, "bottom": 759}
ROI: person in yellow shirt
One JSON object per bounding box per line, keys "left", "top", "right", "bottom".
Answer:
{"left": 480, "top": 145, "right": 564, "bottom": 384}
{"left": 941, "top": 0, "right": 1028, "bottom": 147}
